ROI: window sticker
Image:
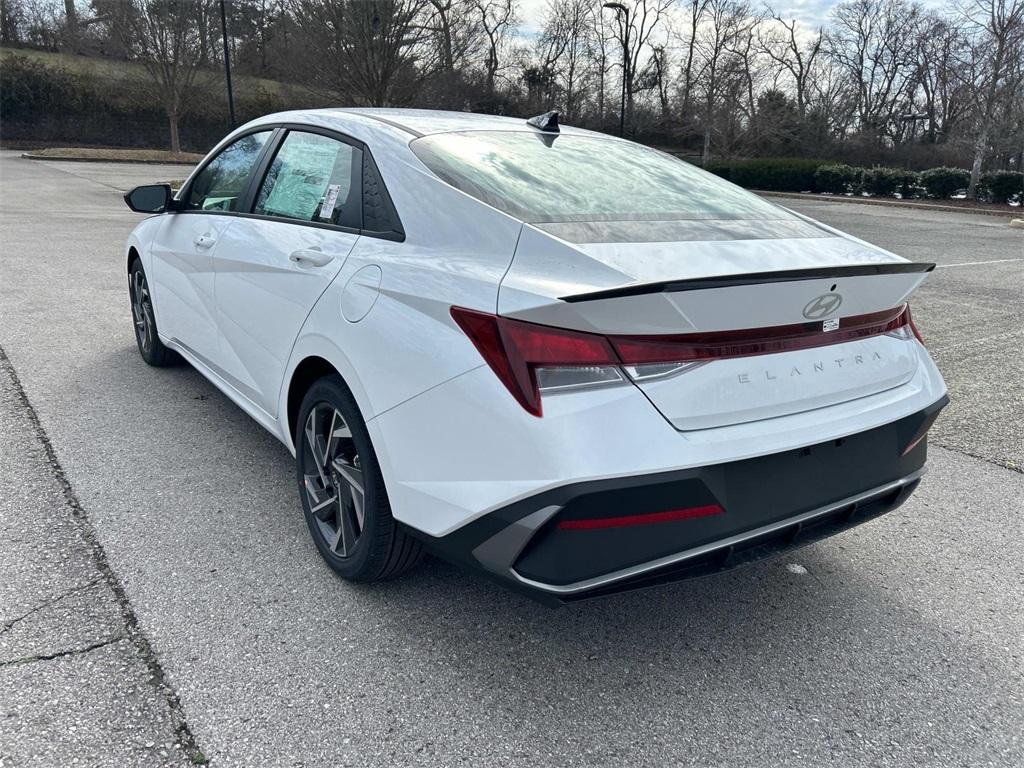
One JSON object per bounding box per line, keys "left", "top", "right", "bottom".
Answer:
{"left": 319, "top": 184, "right": 342, "bottom": 221}
{"left": 262, "top": 167, "right": 322, "bottom": 219}
{"left": 259, "top": 136, "right": 340, "bottom": 220}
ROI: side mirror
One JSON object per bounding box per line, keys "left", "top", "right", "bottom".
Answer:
{"left": 124, "top": 184, "right": 174, "bottom": 214}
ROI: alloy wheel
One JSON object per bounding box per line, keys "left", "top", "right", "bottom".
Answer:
{"left": 131, "top": 269, "right": 154, "bottom": 354}
{"left": 302, "top": 404, "right": 365, "bottom": 557}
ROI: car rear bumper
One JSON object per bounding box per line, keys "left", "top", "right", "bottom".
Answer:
{"left": 416, "top": 395, "right": 947, "bottom": 603}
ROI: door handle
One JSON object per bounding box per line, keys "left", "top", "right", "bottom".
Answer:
{"left": 289, "top": 248, "right": 335, "bottom": 267}
{"left": 194, "top": 234, "right": 216, "bottom": 249}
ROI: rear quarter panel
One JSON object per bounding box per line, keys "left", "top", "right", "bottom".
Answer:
{"left": 279, "top": 161, "right": 524, "bottom": 451}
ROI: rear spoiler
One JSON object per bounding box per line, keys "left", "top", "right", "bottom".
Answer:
{"left": 559, "top": 263, "right": 936, "bottom": 303}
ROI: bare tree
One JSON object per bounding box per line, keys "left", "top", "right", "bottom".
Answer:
{"left": 472, "top": 0, "right": 516, "bottom": 95}
{"left": 1, "top": 0, "right": 24, "bottom": 44}
{"left": 534, "top": 0, "right": 593, "bottom": 119}
{"left": 678, "top": 0, "right": 710, "bottom": 125}
{"left": 914, "top": 13, "right": 969, "bottom": 144}
{"left": 602, "top": 0, "right": 673, "bottom": 135}
{"left": 694, "top": 0, "right": 754, "bottom": 163}
{"left": 292, "top": 0, "right": 427, "bottom": 106}
{"left": 956, "top": 0, "right": 1024, "bottom": 195}
{"left": 99, "top": 0, "right": 218, "bottom": 154}
{"left": 759, "top": 9, "right": 823, "bottom": 118}
{"left": 421, "top": 0, "right": 483, "bottom": 76}
{"left": 827, "top": 0, "right": 924, "bottom": 145}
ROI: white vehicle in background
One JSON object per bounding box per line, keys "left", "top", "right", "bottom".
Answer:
{"left": 122, "top": 109, "right": 947, "bottom": 602}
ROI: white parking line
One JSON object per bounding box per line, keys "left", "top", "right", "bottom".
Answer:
{"left": 936, "top": 258, "right": 1023, "bottom": 268}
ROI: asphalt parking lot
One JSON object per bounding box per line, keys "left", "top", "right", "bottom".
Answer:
{"left": 1, "top": 150, "right": 1022, "bottom": 767}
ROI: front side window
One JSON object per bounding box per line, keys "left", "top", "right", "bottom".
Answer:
{"left": 254, "top": 131, "right": 362, "bottom": 228}
{"left": 410, "top": 131, "right": 798, "bottom": 224}
{"left": 187, "top": 131, "right": 272, "bottom": 212}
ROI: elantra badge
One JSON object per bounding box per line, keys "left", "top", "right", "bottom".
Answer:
{"left": 803, "top": 293, "right": 843, "bottom": 319}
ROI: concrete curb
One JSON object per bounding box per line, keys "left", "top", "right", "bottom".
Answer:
{"left": 758, "top": 190, "right": 1019, "bottom": 218}
{"left": 20, "top": 152, "right": 198, "bottom": 166}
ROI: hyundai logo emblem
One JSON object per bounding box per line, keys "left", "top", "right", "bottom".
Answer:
{"left": 803, "top": 293, "right": 843, "bottom": 319}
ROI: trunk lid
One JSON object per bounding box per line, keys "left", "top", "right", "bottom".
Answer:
{"left": 498, "top": 223, "right": 932, "bottom": 431}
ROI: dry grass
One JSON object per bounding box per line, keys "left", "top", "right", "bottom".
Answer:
{"left": 0, "top": 46, "right": 298, "bottom": 97}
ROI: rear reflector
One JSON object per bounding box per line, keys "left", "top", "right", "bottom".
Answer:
{"left": 451, "top": 304, "right": 916, "bottom": 417}
{"left": 557, "top": 504, "right": 724, "bottom": 530}
{"left": 901, "top": 403, "right": 942, "bottom": 456}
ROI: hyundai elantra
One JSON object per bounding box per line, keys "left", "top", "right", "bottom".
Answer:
{"left": 122, "top": 109, "right": 947, "bottom": 601}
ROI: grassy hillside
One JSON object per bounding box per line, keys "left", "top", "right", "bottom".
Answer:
{"left": 0, "top": 46, "right": 304, "bottom": 100}
{"left": 0, "top": 46, "right": 322, "bottom": 152}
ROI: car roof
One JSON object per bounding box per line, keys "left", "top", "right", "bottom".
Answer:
{"left": 272, "top": 107, "right": 599, "bottom": 139}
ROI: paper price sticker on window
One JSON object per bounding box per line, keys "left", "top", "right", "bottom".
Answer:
{"left": 319, "top": 184, "right": 341, "bottom": 221}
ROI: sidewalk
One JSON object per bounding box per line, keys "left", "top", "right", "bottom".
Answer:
{"left": 0, "top": 351, "right": 202, "bottom": 767}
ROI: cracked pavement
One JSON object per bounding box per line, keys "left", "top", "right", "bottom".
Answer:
{"left": 0, "top": 353, "right": 194, "bottom": 766}
{"left": 0, "top": 152, "right": 1022, "bottom": 767}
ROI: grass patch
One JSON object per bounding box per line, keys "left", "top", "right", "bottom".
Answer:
{"left": 0, "top": 46, "right": 298, "bottom": 97}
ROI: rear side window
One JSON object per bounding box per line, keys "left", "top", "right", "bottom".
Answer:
{"left": 187, "top": 131, "right": 272, "bottom": 212}
{"left": 254, "top": 131, "right": 362, "bottom": 228}
{"left": 410, "top": 131, "right": 798, "bottom": 224}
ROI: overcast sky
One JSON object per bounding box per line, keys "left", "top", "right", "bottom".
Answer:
{"left": 516, "top": 0, "right": 951, "bottom": 35}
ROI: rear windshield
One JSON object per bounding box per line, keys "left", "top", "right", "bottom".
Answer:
{"left": 410, "top": 131, "right": 797, "bottom": 224}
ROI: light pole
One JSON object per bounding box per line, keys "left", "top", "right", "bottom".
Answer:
{"left": 603, "top": 2, "right": 629, "bottom": 137}
{"left": 219, "top": 0, "right": 236, "bottom": 128}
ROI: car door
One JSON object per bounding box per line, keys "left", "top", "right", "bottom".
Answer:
{"left": 150, "top": 129, "right": 274, "bottom": 367}
{"left": 210, "top": 129, "right": 363, "bottom": 416}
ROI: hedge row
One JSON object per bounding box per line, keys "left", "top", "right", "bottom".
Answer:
{"left": 704, "top": 157, "right": 1023, "bottom": 203}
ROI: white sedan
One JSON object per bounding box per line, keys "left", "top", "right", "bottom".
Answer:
{"left": 123, "top": 109, "right": 947, "bottom": 602}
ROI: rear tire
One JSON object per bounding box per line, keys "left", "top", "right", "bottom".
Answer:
{"left": 129, "top": 259, "right": 179, "bottom": 367}
{"left": 295, "top": 375, "right": 423, "bottom": 582}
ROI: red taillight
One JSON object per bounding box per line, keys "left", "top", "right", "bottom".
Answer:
{"left": 450, "top": 307, "right": 617, "bottom": 416}
{"left": 451, "top": 304, "right": 918, "bottom": 416}
{"left": 610, "top": 306, "right": 911, "bottom": 364}
{"left": 904, "top": 304, "right": 926, "bottom": 345}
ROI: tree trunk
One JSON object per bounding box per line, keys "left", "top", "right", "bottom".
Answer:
{"left": 168, "top": 110, "right": 182, "bottom": 155}
{"left": 968, "top": 127, "right": 988, "bottom": 200}
{"left": 702, "top": 125, "right": 712, "bottom": 165}
{"left": 64, "top": 0, "right": 78, "bottom": 32}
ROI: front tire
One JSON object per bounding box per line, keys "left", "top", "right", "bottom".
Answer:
{"left": 295, "top": 376, "right": 423, "bottom": 582}
{"left": 129, "top": 259, "right": 178, "bottom": 366}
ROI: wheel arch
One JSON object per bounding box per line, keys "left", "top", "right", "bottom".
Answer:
{"left": 127, "top": 245, "right": 141, "bottom": 272}
{"left": 285, "top": 351, "right": 376, "bottom": 454}
{"left": 287, "top": 356, "right": 341, "bottom": 445}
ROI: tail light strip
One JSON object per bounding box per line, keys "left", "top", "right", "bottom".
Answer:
{"left": 451, "top": 304, "right": 918, "bottom": 416}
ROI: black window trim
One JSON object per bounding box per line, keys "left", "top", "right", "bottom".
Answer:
{"left": 175, "top": 122, "right": 405, "bottom": 243}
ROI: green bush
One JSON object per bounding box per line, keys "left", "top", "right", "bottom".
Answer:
{"left": 862, "top": 167, "right": 904, "bottom": 197}
{"left": 919, "top": 167, "right": 970, "bottom": 199}
{"left": 704, "top": 158, "right": 820, "bottom": 192}
{"left": 892, "top": 170, "right": 920, "bottom": 198}
{"left": 704, "top": 161, "right": 732, "bottom": 182}
{"left": 980, "top": 170, "right": 1024, "bottom": 203}
{"left": 814, "top": 164, "right": 861, "bottom": 194}
{"left": 0, "top": 55, "right": 86, "bottom": 120}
